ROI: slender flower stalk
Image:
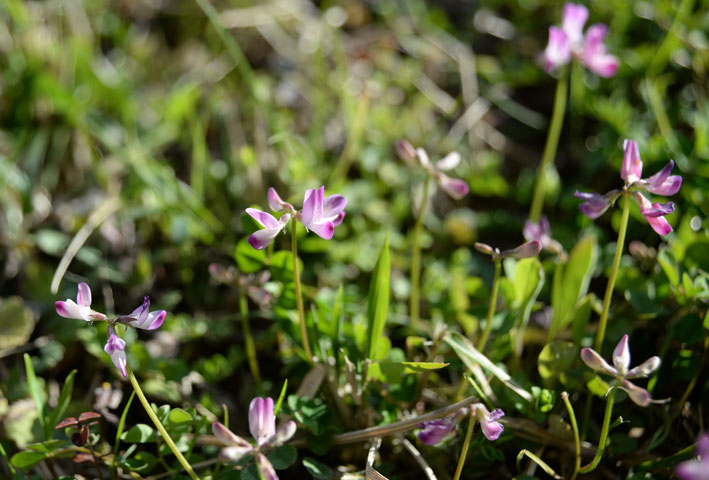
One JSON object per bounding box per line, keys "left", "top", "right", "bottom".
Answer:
{"left": 477, "top": 259, "right": 501, "bottom": 351}
{"left": 578, "top": 387, "right": 616, "bottom": 474}
{"left": 561, "top": 392, "right": 581, "bottom": 480}
{"left": 452, "top": 413, "right": 475, "bottom": 480}
{"left": 410, "top": 176, "right": 431, "bottom": 330}
{"left": 595, "top": 194, "right": 630, "bottom": 351}
{"left": 292, "top": 221, "right": 313, "bottom": 364}
{"left": 239, "top": 288, "right": 262, "bottom": 391}
{"left": 529, "top": 75, "right": 568, "bottom": 222}
{"left": 126, "top": 365, "right": 199, "bottom": 480}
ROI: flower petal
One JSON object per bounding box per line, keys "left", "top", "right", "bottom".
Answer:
{"left": 633, "top": 192, "right": 674, "bottom": 235}
{"left": 501, "top": 240, "right": 542, "bottom": 259}
{"left": 249, "top": 397, "right": 275, "bottom": 446}
{"left": 219, "top": 445, "right": 254, "bottom": 463}
{"left": 104, "top": 327, "right": 127, "bottom": 377}
{"left": 544, "top": 26, "right": 571, "bottom": 72}
{"left": 249, "top": 228, "right": 282, "bottom": 250}
{"left": 246, "top": 208, "right": 279, "bottom": 230}
{"left": 574, "top": 190, "right": 614, "bottom": 219}
{"left": 621, "top": 140, "right": 643, "bottom": 185}
{"left": 612, "top": 334, "right": 631, "bottom": 376}
{"left": 268, "top": 188, "right": 293, "bottom": 212}
{"left": 415, "top": 148, "right": 432, "bottom": 170}
{"left": 640, "top": 202, "right": 675, "bottom": 218}
{"left": 474, "top": 242, "right": 494, "bottom": 256}
{"left": 256, "top": 453, "right": 279, "bottom": 480}
{"left": 620, "top": 380, "right": 651, "bottom": 407}
{"left": 56, "top": 300, "right": 87, "bottom": 321}
{"left": 395, "top": 140, "right": 417, "bottom": 164}
{"left": 301, "top": 187, "right": 324, "bottom": 228}
{"left": 582, "top": 24, "right": 619, "bottom": 78}
{"left": 435, "top": 172, "right": 469, "bottom": 200}
{"left": 267, "top": 420, "right": 297, "bottom": 447}
{"left": 128, "top": 309, "right": 166, "bottom": 330}
{"left": 475, "top": 404, "right": 505, "bottom": 441}
{"left": 561, "top": 3, "right": 588, "bottom": 47}
{"left": 212, "top": 422, "right": 252, "bottom": 448}
{"left": 580, "top": 347, "right": 618, "bottom": 376}
{"left": 308, "top": 221, "right": 335, "bottom": 240}
{"left": 417, "top": 418, "right": 456, "bottom": 445}
{"left": 77, "top": 282, "right": 92, "bottom": 307}
{"left": 435, "top": 151, "right": 461, "bottom": 171}
{"left": 626, "top": 356, "right": 661, "bottom": 379}
{"left": 323, "top": 194, "right": 347, "bottom": 224}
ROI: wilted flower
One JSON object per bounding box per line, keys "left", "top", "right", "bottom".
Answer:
{"left": 523, "top": 216, "right": 564, "bottom": 256}
{"left": 544, "top": 3, "right": 618, "bottom": 76}
{"left": 475, "top": 240, "right": 542, "bottom": 261}
{"left": 417, "top": 404, "right": 505, "bottom": 445}
{"left": 56, "top": 283, "right": 166, "bottom": 378}
{"left": 212, "top": 397, "right": 296, "bottom": 480}
{"left": 575, "top": 140, "right": 681, "bottom": 235}
{"left": 246, "top": 186, "right": 346, "bottom": 250}
{"left": 676, "top": 433, "right": 709, "bottom": 480}
{"left": 396, "top": 140, "right": 469, "bottom": 200}
{"left": 580, "top": 334, "right": 661, "bottom": 407}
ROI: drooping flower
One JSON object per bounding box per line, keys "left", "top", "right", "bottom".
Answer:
{"left": 580, "top": 334, "right": 661, "bottom": 407}
{"left": 396, "top": 141, "right": 469, "bottom": 200}
{"left": 523, "top": 216, "right": 564, "bottom": 256}
{"left": 575, "top": 140, "right": 681, "bottom": 236}
{"left": 543, "top": 3, "right": 618, "bottom": 77}
{"left": 56, "top": 282, "right": 107, "bottom": 322}
{"left": 212, "top": 397, "right": 296, "bottom": 480}
{"left": 475, "top": 240, "right": 542, "bottom": 261}
{"left": 417, "top": 404, "right": 504, "bottom": 445}
{"left": 676, "top": 433, "right": 709, "bottom": 480}
{"left": 56, "top": 283, "right": 166, "bottom": 378}
{"left": 245, "top": 186, "right": 346, "bottom": 250}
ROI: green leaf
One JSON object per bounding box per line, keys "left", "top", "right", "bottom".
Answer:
{"left": 366, "top": 233, "right": 390, "bottom": 364}
{"left": 167, "top": 408, "right": 192, "bottom": 424}
{"left": 537, "top": 342, "right": 577, "bottom": 387}
{"left": 550, "top": 236, "right": 597, "bottom": 338}
{"left": 47, "top": 369, "right": 76, "bottom": 431}
{"left": 367, "top": 362, "right": 448, "bottom": 384}
{"left": 270, "top": 251, "right": 304, "bottom": 283}
{"left": 657, "top": 248, "right": 679, "bottom": 287}
{"left": 23, "top": 353, "right": 46, "bottom": 437}
{"left": 571, "top": 295, "right": 593, "bottom": 344}
{"left": 303, "top": 457, "right": 334, "bottom": 479}
{"left": 120, "top": 424, "right": 156, "bottom": 443}
{"left": 115, "top": 391, "right": 136, "bottom": 452}
{"left": 11, "top": 450, "right": 48, "bottom": 470}
{"left": 586, "top": 375, "right": 611, "bottom": 397}
{"left": 0, "top": 296, "right": 36, "bottom": 350}
{"left": 268, "top": 444, "right": 297, "bottom": 470}
{"left": 234, "top": 237, "right": 266, "bottom": 273}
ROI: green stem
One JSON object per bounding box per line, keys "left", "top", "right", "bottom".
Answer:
{"left": 453, "top": 413, "right": 476, "bottom": 480}
{"left": 579, "top": 387, "right": 616, "bottom": 474}
{"left": 477, "top": 259, "right": 501, "bottom": 351}
{"left": 594, "top": 193, "right": 631, "bottom": 352}
{"left": 239, "top": 289, "right": 262, "bottom": 391}
{"left": 410, "top": 176, "right": 431, "bottom": 330}
{"left": 562, "top": 392, "right": 581, "bottom": 480}
{"left": 126, "top": 366, "right": 199, "bottom": 480}
{"left": 529, "top": 75, "right": 568, "bottom": 222}
{"left": 291, "top": 221, "right": 313, "bottom": 364}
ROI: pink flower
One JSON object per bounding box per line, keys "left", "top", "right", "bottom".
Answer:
{"left": 55, "top": 283, "right": 107, "bottom": 322}
{"left": 119, "top": 296, "right": 166, "bottom": 330}
{"left": 523, "top": 216, "right": 564, "bottom": 255}
{"left": 212, "top": 397, "right": 296, "bottom": 480}
{"left": 543, "top": 3, "right": 618, "bottom": 77}
{"left": 475, "top": 405, "right": 505, "bottom": 441}
{"left": 104, "top": 326, "right": 127, "bottom": 378}
{"left": 580, "top": 334, "right": 661, "bottom": 407}
{"left": 245, "top": 186, "right": 346, "bottom": 250}
{"left": 575, "top": 140, "right": 681, "bottom": 236}
{"left": 396, "top": 141, "right": 469, "bottom": 200}
{"left": 417, "top": 404, "right": 504, "bottom": 445}
{"left": 676, "top": 433, "right": 709, "bottom": 480}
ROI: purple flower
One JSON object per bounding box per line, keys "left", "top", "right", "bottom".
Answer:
{"left": 543, "top": 3, "right": 618, "bottom": 77}
{"left": 475, "top": 240, "right": 542, "bottom": 261}
{"left": 580, "top": 334, "right": 661, "bottom": 407}
{"left": 676, "top": 433, "right": 709, "bottom": 480}
{"left": 212, "top": 397, "right": 296, "bottom": 480}
{"left": 56, "top": 283, "right": 107, "bottom": 322}
{"left": 396, "top": 141, "right": 469, "bottom": 200}
{"left": 119, "top": 296, "right": 166, "bottom": 330}
{"left": 575, "top": 140, "right": 681, "bottom": 236}
{"left": 475, "top": 405, "right": 505, "bottom": 441}
{"left": 246, "top": 186, "right": 346, "bottom": 250}
{"left": 523, "top": 216, "right": 564, "bottom": 255}
{"left": 104, "top": 326, "right": 127, "bottom": 378}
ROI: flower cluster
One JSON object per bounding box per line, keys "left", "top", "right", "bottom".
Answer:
{"left": 396, "top": 140, "right": 470, "bottom": 200}
{"left": 56, "top": 283, "right": 166, "bottom": 377}
{"left": 246, "top": 186, "right": 346, "bottom": 250}
{"left": 417, "top": 404, "right": 505, "bottom": 445}
{"left": 544, "top": 3, "right": 618, "bottom": 77}
{"left": 212, "top": 397, "right": 296, "bottom": 480}
{"left": 575, "top": 140, "right": 682, "bottom": 235}
{"left": 580, "top": 335, "right": 661, "bottom": 407}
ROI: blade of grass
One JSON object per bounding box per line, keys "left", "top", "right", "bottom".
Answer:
{"left": 23, "top": 354, "right": 47, "bottom": 438}
{"left": 47, "top": 369, "right": 77, "bottom": 430}
{"left": 366, "top": 233, "right": 391, "bottom": 366}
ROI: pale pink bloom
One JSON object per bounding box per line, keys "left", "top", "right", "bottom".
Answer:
{"left": 246, "top": 209, "right": 292, "bottom": 250}
{"left": 417, "top": 404, "right": 504, "bottom": 445}
{"left": 104, "top": 326, "right": 127, "bottom": 378}
{"left": 561, "top": 3, "right": 588, "bottom": 48}
{"left": 396, "top": 141, "right": 469, "bottom": 200}
{"left": 213, "top": 397, "right": 296, "bottom": 480}
{"left": 119, "top": 296, "right": 166, "bottom": 330}
{"left": 544, "top": 27, "right": 571, "bottom": 72}
{"left": 582, "top": 24, "right": 619, "bottom": 77}
{"left": 475, "top": 405, "right": 505, "bottom": 441}
{"left": 523, "top": 216, "right": 564, "bottom": 255}
{"left": 676, "top": 434, "right": 709, "bottom": 480}
{"left": 55, "top": 283, "right": 107, "bottom": 322}
{"left": 301, "top": 186, "right": 347, "bottom": 239}
{"left": 580, "top": 334, "right": 661, "bottom": 407}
